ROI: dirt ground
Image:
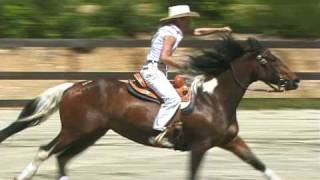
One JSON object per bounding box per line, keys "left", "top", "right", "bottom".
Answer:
{"left": 0, "top": 109, "right": 319, "bottom": 180}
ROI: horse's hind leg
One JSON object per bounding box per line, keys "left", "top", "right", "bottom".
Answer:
{"left": 220, "top": 136, "right": 283, "bottom": 180}
{"left": 15, "top": 134, "right": 60, "bottom": 180}
{"left": 56, "top": 129, "right": 108, "bottom": 180}
{"left": 15, "top": 129, "right": 82, "bottom": 180}
{"left": 0, "top": 100, "right": 39, "bottom": 143}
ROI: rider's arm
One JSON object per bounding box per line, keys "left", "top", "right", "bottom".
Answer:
{"left": 193, "top": 26, "right": 232, "bottom": 36}
{"left": 160, "top": 36, "right": 186, "bottom": 69}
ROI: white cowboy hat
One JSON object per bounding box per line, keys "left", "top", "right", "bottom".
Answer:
{"left": 160, "top": 5, "right": 200, "bottom": 22}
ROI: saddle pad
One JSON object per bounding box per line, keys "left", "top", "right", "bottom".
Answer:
{"left": 128, "top": 80, "right": 193, "bottom": 112}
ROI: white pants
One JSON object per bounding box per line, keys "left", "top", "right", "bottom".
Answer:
{"left": 140, "top": 63, "right": 181, "bottom": 131}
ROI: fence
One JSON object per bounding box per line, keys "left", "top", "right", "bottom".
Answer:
{"left": 0, "top": 39, "right": 319, "bottom": 48}
{"left": 0, "top": 39, "right": 319, "bottom": 106}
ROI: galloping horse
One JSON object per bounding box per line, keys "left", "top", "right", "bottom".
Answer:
{"left": 0, "top": 36, "right": 299, "bottom": 180}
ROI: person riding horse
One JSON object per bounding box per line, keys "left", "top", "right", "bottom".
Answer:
{"left": 0, "top": 27, "right": 300, "bottom": 180}
{"left": 141, "top": 5, "right": 232, "bottom": 146}
{"left": 0, "top": 4, "right": 300, "bottom": 180}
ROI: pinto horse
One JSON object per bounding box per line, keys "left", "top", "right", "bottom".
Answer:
{"left": 0, "top": 36, "right": 299, "bottom": 180}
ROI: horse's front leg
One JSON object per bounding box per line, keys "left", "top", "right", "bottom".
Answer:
{"left": 189, "top": 139, "right": 211, "bottom": 180}
{"left": 220, "top": 136, "right": 283, "bottom": 180}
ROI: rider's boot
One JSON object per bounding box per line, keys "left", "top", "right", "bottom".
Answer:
{"left": 149, "top": 129, "right": 173, "bottom": 148}
{"left": 149, "top": 110, "right": 181, "bottom": 148}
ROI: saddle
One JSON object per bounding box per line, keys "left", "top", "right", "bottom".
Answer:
{"left": 128, "top": 73, "right": 191, "bottom": 104}
{"left": 128, "top": 73, "right": 192, "bottom": 151}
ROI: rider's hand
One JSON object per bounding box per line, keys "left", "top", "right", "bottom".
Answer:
{"left": 193, "top": 29, "right": 203, "bottom": 36}
{"left": 193, "top": 27, "right": 232, "bottom": 36}
{"left": 222, "top": 26, "right": 232, "bottom": 33}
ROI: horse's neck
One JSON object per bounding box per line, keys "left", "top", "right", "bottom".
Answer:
{"left": 207, "top": 68, "right": 252, "bottom": 121}
{"left": 221, "top": 71, "right": 247, "bottom": 107}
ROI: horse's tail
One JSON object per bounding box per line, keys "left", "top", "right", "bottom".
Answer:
{"left": 0, "top": 83, "right": 74, "bottom": 143}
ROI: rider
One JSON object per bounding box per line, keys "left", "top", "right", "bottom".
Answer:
{"left": 140, "top": 5, "right": 232, "bottom": 146}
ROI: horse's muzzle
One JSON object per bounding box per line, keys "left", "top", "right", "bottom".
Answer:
{"left": 284, "top": 78, "right": 300, "bottom": 90}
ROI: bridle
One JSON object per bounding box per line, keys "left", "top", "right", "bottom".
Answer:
{"left": 230, "top": 50, "right": 287, "bottom": 93}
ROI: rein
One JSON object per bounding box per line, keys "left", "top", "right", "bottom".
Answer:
{"left": 229, "top": 53, "right": 285, "bottom": 93}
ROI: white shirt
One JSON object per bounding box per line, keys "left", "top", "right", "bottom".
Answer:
{"left": 146, "top": 24, "right": 183, "bottom": 62}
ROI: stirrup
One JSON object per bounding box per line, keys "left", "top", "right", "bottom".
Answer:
{"left": 150, "top": 129, "right": 173, "bottom": 148}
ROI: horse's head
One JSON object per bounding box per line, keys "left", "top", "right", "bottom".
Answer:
{"left": 246, "top": 38, "right": 300, "bottom": 91}
{"left": 186, "top": 35, "right": 299, "bottom": 92}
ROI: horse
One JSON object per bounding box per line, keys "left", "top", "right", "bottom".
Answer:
{"left": 0, "top": 35, "right": 299, "bottom": 180}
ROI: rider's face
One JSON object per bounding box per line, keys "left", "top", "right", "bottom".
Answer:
{"left": 176, "top": 17, "right": 192, "bottom": 32}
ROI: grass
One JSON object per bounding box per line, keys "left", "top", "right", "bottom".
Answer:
{"left": 239, "top": 98, "right": 320, "bottom": 110}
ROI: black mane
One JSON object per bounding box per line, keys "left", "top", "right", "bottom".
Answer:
{"left": 185, "top": 35, "right": 263, "bottom": 77}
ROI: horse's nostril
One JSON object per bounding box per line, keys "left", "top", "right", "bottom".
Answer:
{"left": 285, "top": 79, "right": 299, "bottom": 90}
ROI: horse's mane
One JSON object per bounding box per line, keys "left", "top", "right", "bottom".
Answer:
{"left": 185, "top": 35, "right": 263, "bottom": 77}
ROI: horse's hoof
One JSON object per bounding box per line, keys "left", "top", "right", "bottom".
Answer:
{"left": 264, "top": 168, "right": 283, "bottom": 180}
{"left": 59, "top": 176, "right": 70, "bottom": 180}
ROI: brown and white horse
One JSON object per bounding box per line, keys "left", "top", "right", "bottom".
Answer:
{"left": 0, "top": 36, "right": 299, "bottom": 180}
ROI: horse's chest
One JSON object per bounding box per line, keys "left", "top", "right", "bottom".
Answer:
{"left": 183, "top": 107, "right": 238, "bottom": 143}
{"left": 223, "top": 122, "right": 239, "bottom": 144}
{"left": 183, "top": 113, "right": 226, "bottom": 140}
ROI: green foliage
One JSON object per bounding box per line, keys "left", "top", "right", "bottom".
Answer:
{"left": 86, "top": 0, "right": 140, "bottom": 37}
{"left": 0, "top": 0, "right": 318, "bottom": 38}
{"left": 0, "top": 0, "right": 83, "bottom": 38}
{"left": 156, "top": 0, "right": 234, "bottom": 26}
{"left": 258, "top": 0, "right": 320, "bottom": 38}
{"left": 228, "top": 0, "right": 320, "bottom": 38}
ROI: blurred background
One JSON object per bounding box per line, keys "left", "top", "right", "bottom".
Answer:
{"left": 0, "top": 0, "right": 318, "bottom": 104}
{"left": 0, "top": 1, "right": 319, "bottom": 180}
{"left": 0, "top": 0, "right": 319, "bottom": 38}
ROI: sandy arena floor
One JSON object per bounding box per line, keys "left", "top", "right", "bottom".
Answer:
{"left": 0, "top": 109, "right": 319, "bottom": 180}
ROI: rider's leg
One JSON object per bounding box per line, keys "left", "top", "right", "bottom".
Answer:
{"left": 153, "top": 95, "right": 181, "bottom": 131}
{"left": 141, "top": 64, "right": 181, "bottom": 132}
{"left": 141, "top": 64, "right": 181, "bottom": 147}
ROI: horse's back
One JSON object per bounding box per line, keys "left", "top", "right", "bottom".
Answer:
{"left": 59, "top": 79, "right": 127, "bottom": 130}
{"left": 64, "top": 78, "right": 125, "bottom": 97}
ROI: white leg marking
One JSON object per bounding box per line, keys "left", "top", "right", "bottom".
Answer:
{"left": 15, "top": 162, "right": 38, "bottom": 180}
{"left": 202, "top": 78, "right": 218, "bottom": 94}
{"left": 264, "top": 168, "right": 283, "bottom": 180}
{"left": 15, "top": 149, "right": 51, "bottom": 180}
{"left": 59, "top": 176, "right": 70, "bottom": 180}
